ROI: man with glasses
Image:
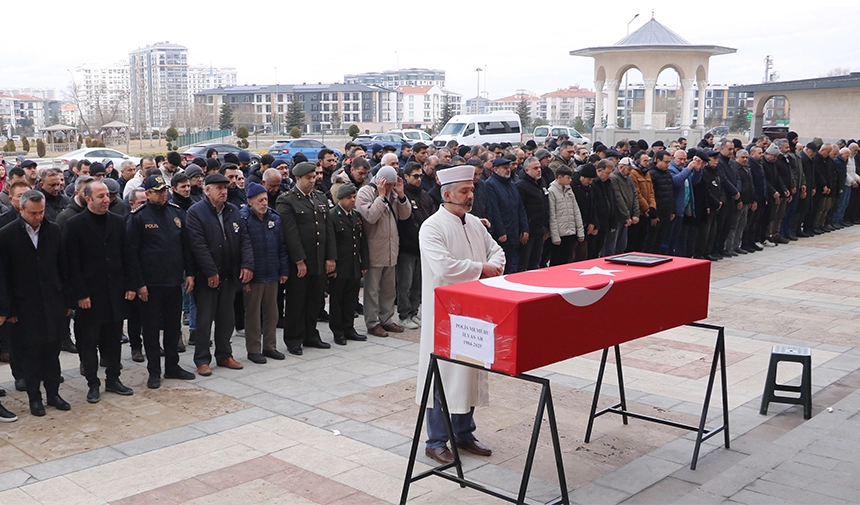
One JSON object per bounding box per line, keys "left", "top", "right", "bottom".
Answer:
{"left": 396, "top": 163, "right": 434, "bottom": 329}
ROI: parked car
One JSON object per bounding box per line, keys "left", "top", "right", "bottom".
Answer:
{"left": 181, "top": 143, "right": 261, "bottom": 167}
{"left": 353, "top": 133, "right": 411, "bottom": 155}
{"left": 532, "top": 125, "right": 590, "bottom": 146}
{"left": 433, "top": 112, "right": 522, "bottom": 148}
{"left": 388, "top": 129, "right": 433, "bottom": 144}
{"left": 55, "top": 147, "right": 141, "bottom": 170}
{"left": 761, "top": 125, "right": 789, "bottom": 140}
{"left": 266, "top": 139, "right": 343, "bottom": 163}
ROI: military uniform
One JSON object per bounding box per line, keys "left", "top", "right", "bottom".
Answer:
{"left": 329, "top": 202, "right": 369, "bottom": 343}
{"left": 126, "top": 198, "right": 194, "bottom": 381}
{"left": 276, "top": 186, "right": 336, "bottom": 351}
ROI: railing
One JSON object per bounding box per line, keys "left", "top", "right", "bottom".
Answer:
{"left": 176, "top": 129, "right": 232, "bottom": 148}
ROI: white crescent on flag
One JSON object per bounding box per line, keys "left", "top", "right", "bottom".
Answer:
{"left": 478, "top": 275, "right": 613, "bottom": 307}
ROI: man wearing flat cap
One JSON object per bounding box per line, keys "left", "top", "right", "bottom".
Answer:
{"left": 416, "top": 164, "right": 505, "bottom": 465}
{"left": 329, "top": 183, "right": 369, "bottom": 345}
{"left": 276, "top": 161, "right": 337, "bottom": 355}
{"left": 186, "top": 173, "right": 254, "bottom": 376}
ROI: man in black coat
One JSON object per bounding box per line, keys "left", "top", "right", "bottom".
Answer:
{"left": 0, "top": 190, "right": 74, "bottom": 416}
{"left": 127, "top": 175, "right": 197, "bottom": 389}
{"left": 63, "top": 180, "right": 137, "bottom": 403}
{"left": 570, "top": 164, "right": 597, "bottom": 261}
{"left": 516, "top": 156, "right": 549, "bottom": 270}
{"left": 186, "top": 173, "right": 255, "bottom": 375}
{"left": 329, "top": 183, "right": 370, "bottom": 345}
{"left": 644, "top": 151, "right": 675, "bottom": 254}
{"left": 396, "top": 163, "right": 435, "bottom": 328}
{"left": 714, "top": 141, "right": 741, "bottom": 256}
{"left": 38, "top": 168, "right": 69, "bottom": 222}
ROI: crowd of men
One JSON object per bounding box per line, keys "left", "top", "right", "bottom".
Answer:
{"left": 0, "top": 130, "right": 858, "bottom": 422}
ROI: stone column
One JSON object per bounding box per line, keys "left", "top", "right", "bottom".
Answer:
{"left": 697, "top": 79, "right": 708, "bottom": 129}
{"left": 643, "top": 78, "right": 656, "bottom": 129}
{"left": 593, "top": 80, "right": 604, "bottom": 130}
{"left": 680, "top": 79, "right": 694, "bottom": 129}
{"left": 605, "top": 79, "right": 619, "bottom": 129}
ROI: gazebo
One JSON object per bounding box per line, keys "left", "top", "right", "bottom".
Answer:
{"left": 570, "top": 15, "right": 735, "bottom": 145}
{"left": 41, "top": 124, "right": 79, "bottom": 153}
{"left": 102, "top": 120, "right": 131, "bottom": 152}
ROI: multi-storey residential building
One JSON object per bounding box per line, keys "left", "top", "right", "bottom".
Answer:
{"left": 0, "top": 94, "right": 16, "bottom": 135}
{"left": 194, "top": 83, "right": 399, "bottom": 133}
{"left": 129, "top": 42, "right": 189, "bottom": 130}
{"left": 542, "top": 86, "right": 596, "bottom": 125}
{"left": 12, "top": 94, "right": 60, "bottom": 130}
{"left": 344, "top": 68, "right": 445, "bottom": 90}
{"left": 396, "top": 85, "right": 462, "bottom": 128}
{"left": 59, "top": 104, "right": 80, "bottom": 127}
{"left": 73, "top": 61, "right": 131, "bottom": 127}
{"left": 0, "top": 88, "right": 56, "bottom": 100}
{"left": 489, "top": 90, "right": 542, "bottom": 120}
{"left": 187, "top": 65, "right": 237, "bottom": 103}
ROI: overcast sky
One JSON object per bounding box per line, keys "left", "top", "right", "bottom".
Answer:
{"left": 4, "top": 0, "right": 859, "bottom": 100}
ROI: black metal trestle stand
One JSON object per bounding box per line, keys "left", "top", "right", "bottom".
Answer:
{"left": 400, "top": 354, "right": 570, "bottom": 505}
{"left": 584, "top": 323, "right": 731, "bottom": 470}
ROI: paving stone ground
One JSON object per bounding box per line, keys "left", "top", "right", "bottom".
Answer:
{"left": 2, "top": 226, "right": 860, "bottom": 504}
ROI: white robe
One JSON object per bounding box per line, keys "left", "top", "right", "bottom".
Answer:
{"left": 416, "top": 206, "right": 505, "bottom": 413}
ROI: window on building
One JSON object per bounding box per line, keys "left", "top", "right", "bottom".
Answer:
{"left": 312, "top": 104, "right": 318, "bottom": 111}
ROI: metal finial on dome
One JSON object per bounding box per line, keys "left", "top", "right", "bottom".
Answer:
{"left": 651, "top": 8, "right": 655, "bottom": 19}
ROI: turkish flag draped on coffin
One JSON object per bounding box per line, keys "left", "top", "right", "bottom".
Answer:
{"left": 433, "top": 255, "right": 711, "bottom": 376}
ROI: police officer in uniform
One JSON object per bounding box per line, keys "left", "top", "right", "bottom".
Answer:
{"left": 126, "top": 175, "right": 197, "bottom": 389}
{"left": 276, "top": 162, "right": 336, "bottom": 355}
{"left": 329, "top": 183, "right": 369, "bottom": 345}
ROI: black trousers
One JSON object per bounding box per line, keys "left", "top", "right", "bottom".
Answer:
{"left": 11, "top": 333, "right": 61, "bottom": 402}
{"left": 517, "top": 233, "right": 544, "bottom": 271}
{"left": 695, "top": 211, "right": 718, "bottom": 257}
{"left": 127, "top": 298, "right": 142, "bottom": 350}
{"left": 329, "top": 276, "right": 361, "bottom": 338}
{"left": 626, "top": 217, "right": 649, "bottom": 252}
{"left": 233, "top": 291, "right": 245, "bottom": 331}
{"left": 549, "top": 235, "right": 577, "bottom": 266}
{"left": 715, "top": 202, "right": 737, "bottom": 253}
{"left": 285, "top": 270, "right": 324, "bottom": 348}
{"left": 194, "top": 279, "right": 237, "bottom": 366}
{"left": 644, "top": 217, "right": 672, "bottom": 253}
{"left": 586, "top": 229, "right": 606, "bottom": 259}
{"left": 141, "top": 286, "right": 182, "bottom": 377}
{"left": 76, "top": 320, "right": 123, "bottom": 388}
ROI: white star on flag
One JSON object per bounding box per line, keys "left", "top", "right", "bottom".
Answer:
{"left": 568, "top": 266, "right": 624, "bottom": 277}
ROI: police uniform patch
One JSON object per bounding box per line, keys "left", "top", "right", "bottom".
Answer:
{"left": 268, "top": 220, "right": 275, "bottom": 229}
{"left": 233, "top": 222, "right": 239, "bottom": 233}
{"left": 174, "top": 217, "right": 182, "bottom": 228}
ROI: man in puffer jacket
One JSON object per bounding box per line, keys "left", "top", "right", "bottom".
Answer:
{"left": 239, "top": 183, "right": 288, "bottom": 365}
{"left": 644, "top": 150, "right": 674, "bottom": 253}
{"left": 604, "top": 157, "right": 639, "bottom": 256}
{"left": 548, "top": 166, "right": 584, "bottom": 265}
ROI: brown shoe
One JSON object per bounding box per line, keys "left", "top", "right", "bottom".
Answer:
{"left": 381, "top": 321, "right": 405, "bottom": 333}
{"left": 456, "top": 438, "right": 492, "bottom": 457}
{"left": 131, "top": 349, "right": 144, "bottom": 363}
{"left": 217, "top": 356, "right": 244, "bottom": 370}
{"left": 197, "top": 364, "right": 212, "bottom": 376}
{"left": 425, "top": 446, "right": 455, "bottom": 465}
{"left": 367, "top": 324, "right": 389, "bottom": 337}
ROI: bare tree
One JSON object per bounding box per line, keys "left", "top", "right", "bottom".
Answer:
{"left": 63, "top": 80, "right": 91, "bottom": 133}
{"left": 822, "top": 67, "right": 851, "bottom": 77}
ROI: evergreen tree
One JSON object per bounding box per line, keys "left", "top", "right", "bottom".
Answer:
{"left": 730, "top": 102, "right": 750, "bottom": 133}
{"left": 516, "top": 96, "right": 531, "bottom": 130}
{"left": 286, "top": 96, "right": 306, "bottom": 132}
{"left": 438, "top": 94, "right": 454, "bottom": 132}
{"left": 219, "top": 104, "right": 234, "bottom": 131}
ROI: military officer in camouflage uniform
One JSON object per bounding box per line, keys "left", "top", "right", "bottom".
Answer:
{"left": 329, "top": 183, "right": 369, "bottom": 345}
{"left": 276, "top": 162, "right": 337, "bottom": 355}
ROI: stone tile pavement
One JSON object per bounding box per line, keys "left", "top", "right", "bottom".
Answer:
{"left": 1, "top": 227, "right": 860, "bottom": 504}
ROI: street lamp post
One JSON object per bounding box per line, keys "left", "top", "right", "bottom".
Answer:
{"left": 475, "top": 68, "right": 482, "bottom": 113}
{"left": 624, "top": 13, "right": 639, "bottom": 128}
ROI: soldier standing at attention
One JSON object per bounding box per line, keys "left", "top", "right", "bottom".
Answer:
{"left": 328, "top": 183, "right": 369, "bottom": 345}
{"left": 276, "top": 162, "right": 337, "bottom": 355}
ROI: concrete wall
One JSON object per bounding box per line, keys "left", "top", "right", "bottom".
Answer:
{"left": 752, "top": 87, "right": 860, "bottom": 143}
